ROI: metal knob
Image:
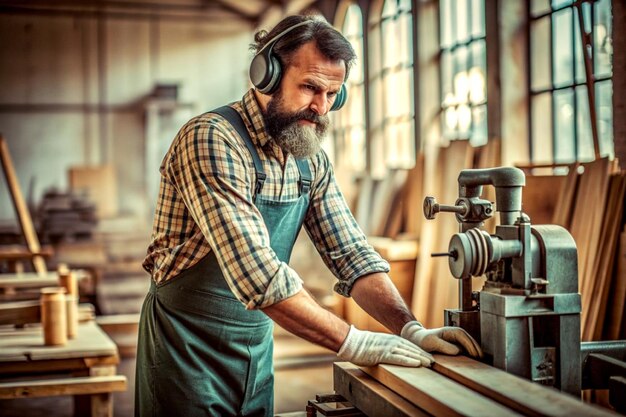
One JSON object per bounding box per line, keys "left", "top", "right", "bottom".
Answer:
{"left": 423, "top": 196, "right": 468, "bottom": 220}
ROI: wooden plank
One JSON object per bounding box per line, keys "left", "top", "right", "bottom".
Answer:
{"left": 605, "top": 228, "right": 626, "bottom": 340}
{"left": 370, "top": 169, "right": 409, "bottom": 237}
{"left": 0, "top": 136, "right": 47, "bottom": 274}
{"left": 360, "top": 363, "right": 522, "bottom": 417}
{"left": 0, "top": 301, "right": 94, "bottom": 326}
{"left": 334, "top": 362, "right": 430, "bottom": 417}
{"left": 413, "top": 140, "right": 474, "bottom": 327}
{"left": 522, "top": 175, "right": 567, "bottom": 225}
{"left": 551, "top": 163, "right": 580, "bottom": 229}
{"left": 0, "top": 375, "right": 126, "bottom": 399}
{"left": 402, "top": 153, "right": 425, "bottom": 237}
{"left": 569, "top": 158, "right": 612, "bottom": 337}
{"left": 586, "top": 174, "right": 626, "bottom": 340}
{"left": 432, "top": 355, "right": 618, "bottom": 417}
{"left": 0, "top": 272, "right": 59, "bottom": 289}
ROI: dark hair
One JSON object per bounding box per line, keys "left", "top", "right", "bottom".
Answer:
{"left": 250, "top": 15, "right": 356, "bottom": 81}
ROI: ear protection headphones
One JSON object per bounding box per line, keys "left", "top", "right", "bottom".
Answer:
{"left": 249, "top": 20, "right": 348, "bottom": 112}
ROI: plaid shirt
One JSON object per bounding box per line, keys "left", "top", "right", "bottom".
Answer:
{"left": 143, "top": 89, "right": 389, "bottom": 309}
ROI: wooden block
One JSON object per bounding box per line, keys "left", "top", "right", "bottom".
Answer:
{"left": 68, "top": 165, "right": 118, "bottom": 218}
{"left": 360, "top": 363, "right": 522, "bottom": 417}
{"left": 334, "top": 362, "right": 429, "bottom": 417}
{"left": 432, "top": 355, "right": 618, "bottom": 417}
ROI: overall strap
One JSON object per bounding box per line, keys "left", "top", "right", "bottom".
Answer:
{"left": 212, "top": 105, "right": 313, "bottom": 197}
{"left": 212, "top": 105, "right": 267, "bottom": 196}
{"left": 295, "top": 159, "right": 312, "bottom": 195}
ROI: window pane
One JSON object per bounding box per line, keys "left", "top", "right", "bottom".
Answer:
{"left": 531, "top": 93, "right": 553, "bottom": 162}
{"left": 471, "top": 0, "right": 485, "bottom": 38}
{"left": 554, "top": 89, "right": 575, "bottom": 162}
{"left": 370, "top": 77, "right": 383, "bottom": 127}
{"left": 344, "top": 4, "right": 362, "bottom": 36}
{"left": 470, "top": 40, "right": 486, "bottom": 104}
{"left": 399, "top": 12, "right": 413, "bottom": 65}
{"left": 552, "top": 8, "right": 573, "bottom": 87}
{"left": 596, "top": 80, "right": 614, "bottom": 158}
{"left": 573, "top": 8, "right": 585, "bottom": 85}
{"left": 441, "top": 51, "right": 454, "bottom": 105}
{"left": 453, "top": 47, "right": 469, "bottom": 103}
{"left": 531, "top": 0, "right": 551, "bottom": 16}
{"left": 551, "top": 0, "right": 572, "bottom": 9}
{"left": 349, "top": 126, "right": 367, "bottom": 172}
{"left": 382, "top": 0, "right": 398, "bottom": 18}
{"left": 471, "top": 104, "right": 488, "bottom": 146}
{"left": 440, "top": 0, "right": 453, "bottom": 48}
{"left": 456, "top": 0, "right": 470, "bottom": 43}
{"left": 531, "top": 17, "right": 551, "bottom": 91}
{"left": 382, "top": 19, "right": 398, "bottom": 69}
{"left": 575, "top": 86, "right": 593, "bottom": 162}
{"left": 594, "top": 0, "right": 613, "bottom": 78}
{"left": 384, "top": 120, "right": 414, "bottom": 168}
{"left": 369, "top": 25, "right": 382, "bottom": 74}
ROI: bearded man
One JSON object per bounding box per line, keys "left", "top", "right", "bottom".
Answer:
{"left": 136, "top": 14, "right": 481, "bottom": 417}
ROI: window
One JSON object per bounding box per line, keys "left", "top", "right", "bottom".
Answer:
{"left": 529, "top": 0, "right": 613, "bottom": 163}
{"left": 369, "top": 0, "right": 415, "bottom": 177}
{"left": 330, "top": 3, "right": 367, "bottom": 174}
{"left": 439, "top": 0, "right": 487, "bottom": 146}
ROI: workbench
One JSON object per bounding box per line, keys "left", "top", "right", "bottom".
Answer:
{"left": 331, "top": 356, "right": 621, "bottom": 417}
{"left": 0, "top": 320, "right": 125, "bottom": 417}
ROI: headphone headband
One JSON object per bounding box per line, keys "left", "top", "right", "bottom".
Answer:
{"left": 255, "top": 20, "right": 312, "bottom": 57}
{"left": 249, "top": 18, "right": 348, "bottom": 111}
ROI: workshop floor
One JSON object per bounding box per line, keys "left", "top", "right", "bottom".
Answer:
{"left": 0, "top": 334, "right": 336, "bottom": 417}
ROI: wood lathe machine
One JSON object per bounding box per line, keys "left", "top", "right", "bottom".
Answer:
{"left": 309, "top": 167, "right": 626, "bottom": 417}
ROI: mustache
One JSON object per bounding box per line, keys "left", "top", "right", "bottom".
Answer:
{"left": 283, "top": 109, "right": 329, "bottom": 126}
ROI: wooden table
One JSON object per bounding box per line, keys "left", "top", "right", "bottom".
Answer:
{"left": 0, "top": 320, "right": 122, "bottom": 416}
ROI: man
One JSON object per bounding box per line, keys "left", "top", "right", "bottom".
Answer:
{"left": 136, "top": 14, "right": 482, "bottom": 417}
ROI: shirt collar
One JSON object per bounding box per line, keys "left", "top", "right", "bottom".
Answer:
{"left": 234, "top": 89, "right": 271, "bottom": 148}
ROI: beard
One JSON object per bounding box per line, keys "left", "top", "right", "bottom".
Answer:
{"left": 263, "top": 91, "right": 330, "bottom": 159}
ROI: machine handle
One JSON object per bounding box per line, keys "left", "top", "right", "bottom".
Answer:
{"left": 423, "top": 196, "right": 467, "bottom": 220}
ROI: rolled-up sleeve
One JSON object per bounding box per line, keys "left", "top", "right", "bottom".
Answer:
{"left": 304, "top": 152, "right": 390, "bottom": 297}
{"left": 165, "top": 121, "right": 303, "bottom": 309}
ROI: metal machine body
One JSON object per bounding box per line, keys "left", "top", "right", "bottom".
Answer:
{"left": 424, "top": 167, "right": 582, "bottom": 394}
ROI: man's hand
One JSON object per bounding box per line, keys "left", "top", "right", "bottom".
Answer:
{"left": 401, "top": 321, "right": 483, "bottom": 358}
{"left": 338, "top": 325, "right": 434, "bottom": 367}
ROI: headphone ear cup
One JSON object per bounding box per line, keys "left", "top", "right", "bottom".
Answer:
{"left": 330, "top": 84, "right": 348, "bottom": 111}
{"left": 261, "top": 55, "right": 282, "bottom": 94}
{"left": 250, "top": 51, "right": 281, "bottom": 94}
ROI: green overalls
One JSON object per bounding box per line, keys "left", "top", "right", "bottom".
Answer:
{"left": 135, "top": 106, "right": 312, "bottom": 417}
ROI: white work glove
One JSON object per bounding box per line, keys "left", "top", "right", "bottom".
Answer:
{"left": 338, "top": 325, "right": 434, "bottom": 367}
{"left": 401, "top": 320, "right": 483, "bottom": 358}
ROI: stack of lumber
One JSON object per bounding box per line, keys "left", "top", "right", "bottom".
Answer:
{"left": 38, "top": 189, "right": 98, "bottom": 243}
{"left": 549, "top": 158, "right": 625, "bottom": 341}
{"left": 334, "top": 356, "right": 618, "bottom": 416}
